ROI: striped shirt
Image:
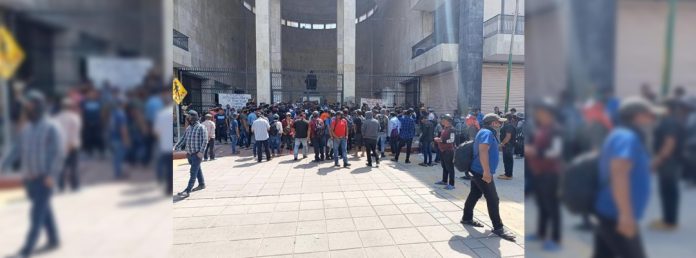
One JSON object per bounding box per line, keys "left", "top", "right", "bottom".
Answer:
{"left": 174, "top": 121, "right": 208, "bottom": 154}
{"left": 2, "top": 117, "right": 64, "bottom": 178}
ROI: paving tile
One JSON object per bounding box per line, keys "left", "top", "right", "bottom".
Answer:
{"left": 228, "top": 239, "right": 262, "bottom": 258}
{"left": 367, "top": 196, "right": 392, "bottom": 206}
{"left": 353, "top": 216, "right": 385, "bottom": 230}
{"left": 416, "top": 225, "right": 455, "bottom": 242}
{"left": 299, "top": 200, "right": 324, "bottom": 210}
{"left": 192, "top": 206, "right": 226, "bottom": 217}
{"left": 275, "top": 202, "right": 301, "bottom": 211}
{"left": 380, "top": 214, "right": 413, "bottom": 229}
{"left": 270, "top": 211, "right": 299, "bottom": 223}
{"left": 346, "top": 197, "right": 371, "bottom": 207}
{"left": 299, "top": 209, "right": 325, "bottom": 221}
{"left": 296, "top": 220, "right": 327, "bottom": 235}
{"left": 364, "top": 245, "right": 404, "bottom": 258}
{"left": 328, "top": 231, "right": 363, "bottom": 250}
{"left": 324, "top": 208, "right": 351, "bottom": 219}
{"left": 323, "top": 199, "right": 349, "bottom": 209}
{"left": 323, "top": 192, "right": 345, "bottom": 200}
{"left": 479, "top": 237, "right": 525, "bottom": 257}
{"left": 431, "top": 240, "right": 478, "bottom": 258}
{"left": 472, "top": 247, "right": 499, "bottom": 258}
{"left": 326, "top": 218, "right": 356, "bottom": 233}
{"left": 348, "top": 206, "right": 377, "bottom": 217}
{"left": 372, "top": 205, "right": 403, "bottom": 216}
{"left": 229, "top": 224, "right": 267, "bottom": 240}
{"left": 358, "top": 229, "right": 395, "bottom": 247}
{"left": 389, "top": 196, "right": 415, "bottom": 204}
{"left": 397, "top": 243, "right": 442, "bottom": 258}
{"left": 388, "top": 228, "right": 427, "bottom": 244}
{"left": 404, "top": 213, "right": 439, "bottom": 226}
{"left": 329, "top": 248, "right": 366, "bottom": 258}
{"left": 397, "top": 204, "right": 426, "bottom": 214}
{"left": 264, "top": 222, "right": 298, "bottom": 237}
{"left": 294, "top": 233, "right": 329, "bottom": 253}
{"left": 343, "top": 191, "right": 366, "bottom": 199}
{"left": 175, "top": 216, "right": 216, "bottom": 229}
{"left": 293, "top": 251, "right": 330, "bottom": 258}
{"left": 257, "top": 236, "right": 295, "bottom": 256}
{"left": 238, "top": 212, "right": 272, "bottom": 225}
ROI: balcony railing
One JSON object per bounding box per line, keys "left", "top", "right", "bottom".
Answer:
{"left": 411, "top": 34, "right": 436, "bottom": 59}
{"left": 484, "top": 14, "right": 524, "bottom": 39}
{"left": 174, "top": 29, "right": 189, "bottom": 51}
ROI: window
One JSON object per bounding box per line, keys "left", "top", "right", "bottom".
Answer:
{"left": 299, "top": 23, "right": 312, "bottom": 29}
{"left": 287, "top": 21, "right": 299, "bottom": 27}
{"left": 312, "top": 24, "right": 325, "bottom": 29}
{"left": 243, "top": 1, "right": 252, "bottom": 11}
{"left": 326, "top": 23, "right": 337, "bottom": 29}
{"left": 281, "top": 19, "right": 286, "bottom": 25}
{"left": 359, "top": 14, "right": 367, "bottom": 22}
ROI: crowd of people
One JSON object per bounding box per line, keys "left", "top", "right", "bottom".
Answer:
{"left": 525, "top": 85, "right": 696, "bottom": 256}
{"left": 174, "top": 99, "right": 524, "bottom": 241}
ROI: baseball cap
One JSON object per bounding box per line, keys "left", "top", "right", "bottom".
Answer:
{"left": 482, "top": 113, "right": 507, "bottom": 124}
{"left": 619, "top": 96, "right": 666, "bottom": 118}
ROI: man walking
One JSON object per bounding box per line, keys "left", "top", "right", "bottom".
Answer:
{"left": 202, "top": 114, "right": 216, "bottom": 161}
{"left": 498, "top": 113, "right": 517, "bottom": 180}
{"left": 361, "top": 111, "right": 380, "bottom": 167}
{"left": 434, "top": 115, "right": 456, "bottom": 190}
{"left": 252, "top": 113, "right": 272, "bottom": 162}
{"left": 174, "top": 110, "right": 208, "bottom": 198}
{"left": 388, "top": 112, "right": 400, "bottom": 156}
{"left": 293, "top": 112, "right": 310, "bottom": 160}
{"left": 331, "top": 111, "right": 351, "bottom": 168}
{"left": 393, "top": 110, "right": 416, "bottom": 163}
{"left": 309, "top": 111, "right": 326, "bottom": 162}
{"left": 461, "top": 113, "right": 516, "bottom": 242}
{"left": 2, "top": 91, "right": 64, "bottom": 258}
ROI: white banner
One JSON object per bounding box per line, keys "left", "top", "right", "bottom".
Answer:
{"left": 360, "top": 98, "right": 384, "bottom": 108}
{"left": 218, "top": 93, "right": 252, "bottom": 109}
{"left": 87, "top": 57, "right": 153, "bottom": 89}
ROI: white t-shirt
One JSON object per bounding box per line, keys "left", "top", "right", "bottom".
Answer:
{"left": 252, "top": 118, "right": 270, "bottom": 141}
{"left": 155, "top": 105, "right": 174, "bottom": 152}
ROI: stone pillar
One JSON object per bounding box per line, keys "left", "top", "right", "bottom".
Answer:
{"left": 270, "top": 0, "right": 282, "bottom": 103}
{"left": 337, "top": 0, "right": 356, "bottom": 104}
{"left": 457, "top": 0, "right": 484, "bottom": 114}
{"left": 255, "top": 0, "right": 271, "bottom": 104}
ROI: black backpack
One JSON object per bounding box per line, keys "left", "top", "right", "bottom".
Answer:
{"left": 269, "top": 122, "right": 279, "bottom": 136}
{"left": 454, "top": 140, "right": 475, "bottom": 172}
{"left": 314, "top": 119, "right": 326, "bottom": 137}
{"left": 561, "top": 151, "right": 600, "bottom": 215}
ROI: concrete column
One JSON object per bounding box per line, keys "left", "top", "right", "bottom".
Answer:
{"left": 255, "top": 0, "right": 271, "bottom": 104}
{"left": 457, "top": 0, "right": 484, "bottom": 114}
{"left": 270, "top": 0, "right": 282, "bottom": 102}
{"left": 567, "top": 0, "right": 616, "bottom": 97}
{"left": 337, "top": 0, "right": 356, "bottom": 104}
{"left": 53, "top": 29, "right": 81, "bottom": 94}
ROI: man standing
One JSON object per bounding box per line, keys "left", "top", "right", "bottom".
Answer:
{"left": 309, "top": 111, "right": 326, "bottom": 162}
{"left": 434, "top": 115, "right": 456, "bottom": 190}
{"left": 229, "top": 113, "right": 241, "bottom": 155}
{"left": 388, "top": 112, "right": 400, "bottom": 156}
{"left": 377, "top": 109, "right": 389, "bottom": 158}
{"left": 2, "top": 91, "right": 64, "bottom": 258}
{"left": 215, "top": 108, "right": 228, "bottom": 144}
{"left": 352, "top": 110, "right": 365, "bottom": 157}
{"left": 282, "top": 113, "right": 294, "bottom": 150}
{"left": 54, "top": 98, "right": 82, "bottom": 192}
{"left": 393, "top": 110, "right": 416, "bottom": 163}
{"left": 202, "top": 114, "right": 216, "bottom": 161}
{"left": 498, "top": 113, "right": 517, "bottom": 180}
{"left": 361, "top": 111, "right": 380, "bottom": 167}
{"left": 293, "top": 112, "right": 310, "bottom": 160}
{"left": 252, "top": 113, "right": 272, "bottom": 162}
{"left": 419, "top": 116, "right": 434, "bottom": 167}
{"left": 331, "top": 111, "right": 351, "bottom": 168}
{"left": 593, "top": 97, "right": 662, "bottom": 258}
{"left": 461, "top": 113, "right": 516, "bottom": 242}
{"left": 269, "top": 114, "right": 283, "bottom": 156}
{"left": 174, "top": 110, "right": 207, "bottom": 198}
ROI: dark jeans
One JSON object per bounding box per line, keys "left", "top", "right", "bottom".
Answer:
{"left": 364, "top": 138, "right": 379, "bottom": 165}
{"left": 434, "top": 144, "right": 441, "bottom": 162}
{"left": 21, "top": 176, "right": 59, "bottom": 256}
{"left": 158, "top": 152, "right": 173, "bottom": 194}
{"left": 421, "top": 141, "right": 433, "bottom": 164}
{"left": 395, "top": 138, "right": 413, "bottom": 161}
{"left": 216, "top": 125, "right": 227, "bottom": 143}
{"left": 246, "top": 127, "right": 253, "bottom": 148}
{"left": 440, "top": 150, "right": 455, "bottom": 186}
{"left": 389, "top": 136, "right": 400, "bottom": 154}
{"left": 282, "top": 134, "right": 293, "bottom": 149}
{"left": 184, "top": 153, "right": 205, "bottom": 193}
{"left": 59, "top": 149, "right": 79, "bottom": 192}
{"left": 204, "top": 138, "right": 215, "bottom": 160}
{"left": 657, "top": 163, "right": 680, "bottom": 225}
{"left": 312, "top": 137, "right": 325, "bottom": 160}
{"left": 503, "top": 146, "right": 514, "bottom": 177}
{"left": 534, "top": 173, "right": 561, "bottom": 242}
{"left": 462, "top": 173, "right": 504, "bottom": 230}
{"left": 593, "top": 215, "right": 646, "bottom": 258}
{"left": 324, "top": 135, "right": 332, "bottom": 159}
{"left": 256, "top": 139, "right": 272, "bottom": 162}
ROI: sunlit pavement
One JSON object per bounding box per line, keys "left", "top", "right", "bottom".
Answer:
{"left": 173, "top": 144, "right": 525, "bottom": 257}
{"left": 0, "top": 157, "right": 171, "bottom": 258}
{"left": 525, "top": 177, "right": 696, "bottom": 258}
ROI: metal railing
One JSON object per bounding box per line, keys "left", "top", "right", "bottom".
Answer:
{"left": 173, "top": 29, "right": 189, "bottom": 51}
{"left": 411, "top": 33, "right": 436, "bottom": 59}
{"left": 484, "top": 14, "right": 525, "bottom": 39}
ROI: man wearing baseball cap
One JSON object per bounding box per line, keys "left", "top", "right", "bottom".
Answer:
{"left": 461, "top": 113, "right": 516, "bottom": 242}
{"left": 174, "top": 110, "right": 208, "bottom": 198}
{"left": 593, "top": 96, "right": 664, "bottom": 258}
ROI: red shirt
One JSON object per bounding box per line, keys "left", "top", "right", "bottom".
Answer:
{"left": 332, "top": 118, "right": 348, "bottom": 138}
{"left": 437, "top": 127, "right": 456, "bottom": 152}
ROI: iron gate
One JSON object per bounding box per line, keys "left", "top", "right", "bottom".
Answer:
{"left": 271, "top": 69, "right": 344, "bottom": 104}
{"left": 356, "top": 74, "right": 421, "bottom": 108}
{"left": 176, "top": 67, "right": 255, "bottom": 115}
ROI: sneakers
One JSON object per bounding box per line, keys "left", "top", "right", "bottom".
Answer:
{"left": 492, "top": 228, "right": 517, "bottom": 242}
{"left": 418, "top": 163, "right": 427, "bottom": 167}
{"left": 444, "top": 185, "right": 455, "bottom": 190}
{"left": 435, "top": 181, "right": 447, "bottom": 185}
{"left": 405, "top": 160, "right": 411, "bottom": 164}
{"left": 343, "top": 163, "right": 351, "bottom": 168}
{"left": 366, "top": 163, "right": 372, "bottom": 167}
{"left": 497, "top": 175, "right": 513, "bottom": 180}
{"left": 650, "top": 220, "right": 677, "bottom": 231}
{"left": 542, "top": 240, "right": 561, "bottom": 251}
{"left": 334, "top": 163, "right": 341, "bottom": 167}
{"left": 177, "top": 191, "right": 190, "bottom": 198}
{"left": 460, "top": 220, "right": 484, "bottom": 227}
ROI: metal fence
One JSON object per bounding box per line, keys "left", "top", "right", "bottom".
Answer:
{"left": 175, "top": 67, "right": 255, "bottom": 115}
{"left": 356, "top": 74, "right": 421, "bottom": 108}
{"left": 271, "top": 69, "right": 344, "bottom": 104}
{"left": 483, "top": 14, "right": 525, "bottom": 39}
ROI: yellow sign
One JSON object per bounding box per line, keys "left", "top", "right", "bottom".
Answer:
{"left": 172, "top": 78, "right": 187, "bottom": 104}
{"left": 0, "top": 26, "right": 25, "bottom": 80}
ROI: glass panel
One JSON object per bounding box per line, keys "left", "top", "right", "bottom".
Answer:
{"left": 326, "top": 23, "right": 337, "bottom": 29}
{"left": 287, "top": 21, "right": 299, "bottom": 27}
{"left": 312, "top": 24, "right": 324, "bottom": 29}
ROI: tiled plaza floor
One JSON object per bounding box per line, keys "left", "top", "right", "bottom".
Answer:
{"left": 173, "top": 144, "right": 525, "bottom": 258}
